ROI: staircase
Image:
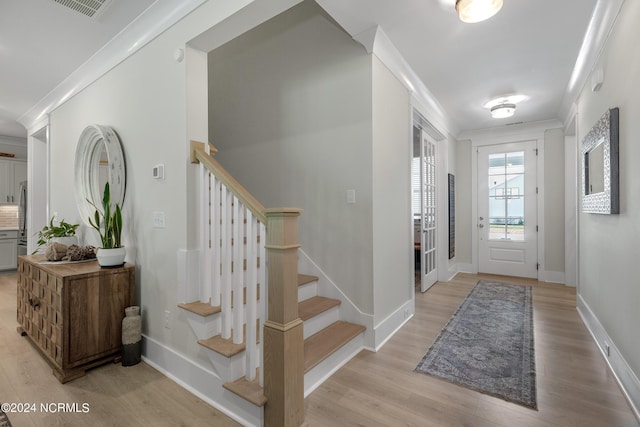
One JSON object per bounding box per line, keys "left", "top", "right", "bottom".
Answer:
{"left": 178, "top": 274, "right": 365, "bottom": 403}
{"left": 180, "top": 141, "right": 365, "bottom": 426}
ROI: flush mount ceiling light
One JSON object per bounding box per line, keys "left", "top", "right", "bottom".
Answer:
{"left": 455, "top": 0, "right": 503, "bottom": 23}
{"left": 484, "top": 94, "right": 528, "bottom": 119}
{"left": 490, "top": 103, "right": 516, "bottom": 118}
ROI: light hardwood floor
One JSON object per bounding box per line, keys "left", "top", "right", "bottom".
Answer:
{"left": 0, "top": 271, "right": 240, "bottom": 427}
{"left": 2, "top": 271, "right": 639, "bottom": 426}
{"left": 304, "top": 273, "right": 639, "bottom": 427}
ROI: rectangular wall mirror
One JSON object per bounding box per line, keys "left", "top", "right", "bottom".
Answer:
{"left": 582, "top": 107, "right": 619, "bottom": 214}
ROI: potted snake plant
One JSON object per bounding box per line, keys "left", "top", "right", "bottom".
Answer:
{"left": 88, "top": 182, "right": 125, "bottom": 267}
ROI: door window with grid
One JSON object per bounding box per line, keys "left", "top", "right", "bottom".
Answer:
{"left": 488, "top": 151, "right": 525, "bottom": 241}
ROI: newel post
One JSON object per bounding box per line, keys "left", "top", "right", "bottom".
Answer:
{"left": 263, "top": 208, "right": 304, "bottom": 427}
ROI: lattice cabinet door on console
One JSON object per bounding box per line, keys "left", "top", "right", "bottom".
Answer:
{"left": 16, "top": 255, "right": 135, "bottom": 383}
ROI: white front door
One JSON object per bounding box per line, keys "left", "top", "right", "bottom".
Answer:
{"left": 477, "top": 141, "right": 538, "bottom": 278}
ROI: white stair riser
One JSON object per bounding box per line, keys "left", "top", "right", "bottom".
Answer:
{"left": 298, "top": 281, "right": 318, "bottom": 302}
{"left": 303, "top": 306, "right": 340, "bottom": 339}
{"left": 180, "top": 308, "right": 261, "bottom": 341}
{"left": 182, "top": 311, "right": 221, "bottom": 341}
{"left": 203, "top": 350, "right": 246, "bottom": 383}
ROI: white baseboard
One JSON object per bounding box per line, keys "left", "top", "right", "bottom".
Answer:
{"left": 142, "top": 335, "right": 262, "bottom": 427}
{"left": 540, "top": 269, "right": 565, "bottom": 284}
{"left": 455, "top": 263, "right": 567, "bottom": 285}
{"left": 456, "top": 263, "right": 475, "bottom": 274}
{"left": 577, "top": 295, "right": 640, "bottom": 422}
{"left": 440, "top": 264, "right": 458, "bottom": 283}
{"left": 371, "top": 299, "right": 414, "bottom": 351}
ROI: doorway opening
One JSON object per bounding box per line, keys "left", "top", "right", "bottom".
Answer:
{"left": 27, "top": 125, "right": 49, "bottom": 255}
{"left": 413, "top": 125, "right": 438, "bottom": 292}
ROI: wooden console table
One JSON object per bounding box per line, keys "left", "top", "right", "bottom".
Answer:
{"left": 16, "top": 255, "right": 135, "bottom": 383}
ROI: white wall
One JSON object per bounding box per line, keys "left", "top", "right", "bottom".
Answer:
{"left": 577, "top": 0, "right": 640, "bottom": 386}
{"left": 543, "top": 128, "right": 565, "bottom": 276}
{"left": 209, "top": 1, "right": 376, "bottom": 314}
{"left": 564, "top": 133, "right": 578, "bottom": 287}
{"left": 372, "top": 56, "right": 411, "bottom": 324}
{"left": 47, "top": 0, "right": 256, "bottom": 372}
{"left": 455, "top": 139, "right": 472, "bottom": 267}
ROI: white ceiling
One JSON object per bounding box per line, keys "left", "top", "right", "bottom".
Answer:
{"left": 0, "top": 0, "right": 604, "bottom": 140}
{"left": 0, "top": 0, "right": 154, "bottom": 139}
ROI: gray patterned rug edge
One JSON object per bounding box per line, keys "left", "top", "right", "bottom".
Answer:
{"left": 415, "top": 280, "right": 537, "bottom": 410}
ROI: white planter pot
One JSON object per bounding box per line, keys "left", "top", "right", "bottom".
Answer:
{"left": 96, "top": 247, "right": 126, "bottom": 267}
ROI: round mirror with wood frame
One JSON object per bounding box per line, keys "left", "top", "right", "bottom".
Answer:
{"left": 75, "top": 125, "right": 126, "bottom": 225}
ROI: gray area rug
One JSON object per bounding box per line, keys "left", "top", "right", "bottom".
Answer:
{"left": 415, "top": 280, "right": 537, "bottom": 409}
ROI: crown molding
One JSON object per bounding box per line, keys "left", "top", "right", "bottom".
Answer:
{"left": 560, "top": 0, "right": 625, "bottom": 126}
{"left": 352, "top": 25, "right": 458, "bottom": 139}
{"left": 17, "top": 0, "right": 208, "bottom": 133}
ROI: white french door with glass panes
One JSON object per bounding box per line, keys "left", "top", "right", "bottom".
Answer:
{"left": 477, "top": 141, "right": 538, "bottom": 278}
{"left": 420, "top": 131, "right": 437, "bottom": 291}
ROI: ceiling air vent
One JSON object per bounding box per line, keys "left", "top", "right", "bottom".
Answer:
{"left": 50, "top": 0, "right": 112, "bottom": 19}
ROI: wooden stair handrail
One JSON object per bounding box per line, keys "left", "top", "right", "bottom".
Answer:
{"left": 191, "top": 140, "right": 267, "bottom": 224}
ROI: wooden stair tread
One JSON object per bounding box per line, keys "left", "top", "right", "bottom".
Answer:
{"left": 223, "top": 375, "right": 266, "bottom": 407}
{"left": 298, "top": 296, "right": 340, "bottom": 321}
{"left": 177, "top": 286, "right": 260, "bottom": 316}
{"left": 197, "top": 322, "right": 260, "bottom": 357}
{"left": 298, "top": 274, "right": 319, "bottom": 287}
{"left": 177, "top": 301, "right": 221, "bottom": 317}
{"left": 304, "top": 321, "right": 366, "bottom": 373}
{"left": 198, "top": 335, "right": 246, "bottom": 358}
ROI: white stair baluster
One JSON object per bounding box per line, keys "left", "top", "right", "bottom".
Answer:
{"left": 211, "top": 177, "right": 221, "bottom": 307}
{"left": 221, "top": 187, "right": 232, "bottom": 339}
{"left": 245, "top": 214, "right": 258, "bottom": 380}
{"left": 200, "top": 166, "right": 211, "bottom": 304}
{"left": 232, "top": 198, "right": 244, "bottom": 344}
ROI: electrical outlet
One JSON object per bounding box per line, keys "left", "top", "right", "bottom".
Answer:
{"left": 164, "top": 310, "right": 171, "bottom": 329}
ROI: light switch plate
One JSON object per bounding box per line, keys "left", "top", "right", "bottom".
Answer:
{"left": 346, "top": 189, "right": 356, "bottom": 204}
{"left": 153, "top": 211, "right": 165, "bottom": 228}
